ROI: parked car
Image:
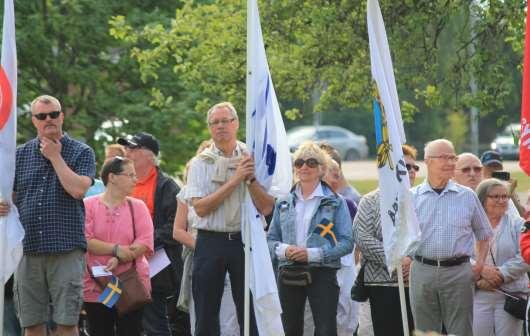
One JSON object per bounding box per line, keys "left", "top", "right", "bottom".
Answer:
{"left": 287, "top": 125, "right": 369, "bottom": 161}
{"left": 490, "top": 123, "right": 520, "bottom": 160}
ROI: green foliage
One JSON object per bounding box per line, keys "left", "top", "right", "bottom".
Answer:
{"left": 4, "top": 0, "right": 527, "bottom": 174}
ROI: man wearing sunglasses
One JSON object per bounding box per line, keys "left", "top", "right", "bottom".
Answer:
{"left": 453, "top": 152, "right": 483, "bottom": 190}
{"left": 117, "top": 132, "right": 189, "bottom": 336}
{"left": 0, "top": 95, "right": 96, "bottom": 336}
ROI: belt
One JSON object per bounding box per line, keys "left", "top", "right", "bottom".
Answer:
{"left": 197, "top": 229, "right": 242, "bottom": 241}
{"left": 414, "top": 255, "right": 469, "bottom": 267}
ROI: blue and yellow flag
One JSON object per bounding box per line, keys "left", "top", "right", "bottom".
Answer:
{"left": 314, "top": 219, "right": 338, "bottom": 246}
{"left": 98, "top": 275, "right": 122, "bottom": 308}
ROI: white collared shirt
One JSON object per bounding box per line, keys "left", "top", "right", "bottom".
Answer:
{"left": 276, "top": 182, "right": 324, "bottom": 263}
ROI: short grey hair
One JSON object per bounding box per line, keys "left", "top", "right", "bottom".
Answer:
{"left": 475, "top": 178, "right": 508, "bottom": 207}
{"left": 147, "top": 149, "right": 160, "bottom": 167}
{"left": 30, "top": 95, "right": 61, "bottom": 113}
{"left": 424, "top": 139, "right": 454, "bottom": 158}
{"left": 206, "top": 102, "right": 238, "bottom": 122}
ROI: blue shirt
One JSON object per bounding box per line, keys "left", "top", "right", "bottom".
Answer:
{"left": 14, "top": 134, "right": 96, "bottom": 254}
{"left": 410, "top": 180, "right": 492, "bottom": 259}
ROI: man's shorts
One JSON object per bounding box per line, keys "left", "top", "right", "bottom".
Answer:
{"left": 13, "top": 249, "right": 85, "bottom": 328}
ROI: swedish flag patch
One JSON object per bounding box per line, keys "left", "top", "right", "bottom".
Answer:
{"left": 314, "top": 219, "right": 338, "bottom": 246}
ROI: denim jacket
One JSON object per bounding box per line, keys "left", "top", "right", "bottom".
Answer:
{"left": 267, "top": 182, "right": 354, "bottom": 269}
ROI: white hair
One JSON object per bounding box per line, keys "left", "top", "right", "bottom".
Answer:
{"left": 206, "top": 102, "right": 238, "bottom": 122}
{"left": 31, "top": 95, "right": 62, "bottom": 113}
{"left": 424, "top": 139, "right": 454, "bottom": 158}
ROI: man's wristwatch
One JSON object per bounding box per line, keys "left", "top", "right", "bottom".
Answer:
{"left": 521, "top": 221, "right": 530, "bottom": 233}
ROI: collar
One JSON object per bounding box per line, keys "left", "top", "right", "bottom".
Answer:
{"left": 295, "top": 182, "right": 325, "bottom": 201}
{"left": 137, "top": 166, "right": 157, "bottom": 185}
{"left": 212, "top": 141, "right": 245, "bottom": 157}
{"left": 417, "top": 179, "right": 460, "bottom": 195}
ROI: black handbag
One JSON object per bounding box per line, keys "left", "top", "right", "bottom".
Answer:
{"left": 279, "top": 265, "right": 312, "bottom": 286}
{"left": 489, "top": 249, "right": 528, "bottom": 320}
{"left": 503, "top": 292, "right": 528, "bottom": 320}
{"left": 351, "top": 262, "right": 369, "bottom": 302}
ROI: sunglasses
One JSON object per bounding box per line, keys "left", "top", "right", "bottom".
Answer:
{"left": 457, "top": 166, "right": 482, "bottom": 174}
{"left": 294, "top": 158, "right": 320, "bottom": 168}
{"left": 32, "top": 111, "right": 61, "bottom": 121}
{"left": 406, "top": 163, "right": 420, "bottom": 172}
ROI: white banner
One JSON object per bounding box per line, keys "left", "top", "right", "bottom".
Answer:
{"left": 244, "top": 0, "right": 291, "bottom": 334}
{"left": 367, "top": 0, "right": 420, "bottom": 273}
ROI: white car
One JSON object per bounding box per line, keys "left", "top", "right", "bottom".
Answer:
{"left": 287, "top": 125, "right": 369, "bottom": 161}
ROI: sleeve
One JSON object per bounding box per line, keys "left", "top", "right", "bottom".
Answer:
{"left": 320, "top": 198, "right": 354, "bottom": 264}
{"left": 84, "top": 198, "right": 95, "bottom": 240}
{"left": 520, "top": 229, "right": 530, "bottom": 265}
{"left": 470, "top": 193, "right": 493, "bottom": 241}
{"left": 132, "top": 199, "right": 155, "bottom": 257}
{"left": 154, "top": 177, "right": 179, "bottom": 248}
{"left": 182, "top": 158, "right": 209, "bottom": 201}
{"left": 352, "top": 194, "right": 387, "bottom": 265}
{"left": 275, "top": 243, "right": 290, "bottom": 261}
{"left": 267, "top": 200, "right": 284, "bottom": 264}
{"left": 499, "top": 216, "right": 530, "bottom": 282}
{"left": 74, "top": 146, "right": 96, "bottom": 179}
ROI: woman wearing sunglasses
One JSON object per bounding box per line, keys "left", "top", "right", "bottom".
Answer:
{"left": 352, "top": 144, "right": 418, "bottom": 336}
{"left": 472, "top": 178, "right": 529, "bottom": 336}
{"left": 83, "top": 157, "right": 154, "bottom": 336}
{"left": 267, "top": 141, "right": 353, "bottom": 336}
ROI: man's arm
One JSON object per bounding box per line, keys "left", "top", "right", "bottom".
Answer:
{"left": 192, "top": 156, "right": 253, "bottom": 217}
{"left": 41, "top": 138, "right": 93, "bottom": 199}
{"left": 473, "top": 239, "right": 489, "bottom": 279}
{"left": 247, "top": 180, "right": 274, "bottom": 216}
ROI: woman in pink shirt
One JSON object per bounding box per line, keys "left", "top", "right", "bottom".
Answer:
{"left": 83, "top": 156, "right": 154, "bottom": 336}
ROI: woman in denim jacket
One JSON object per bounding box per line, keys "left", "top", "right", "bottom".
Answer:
{"left": 473, "top": 178, "right": 530, "bottom": 336}
{"left": 267, "top": 141, "right": 354, "bottom": 336}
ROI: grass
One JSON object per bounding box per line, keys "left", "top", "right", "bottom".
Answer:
{"left": 350, "top": 171, "right": 530, "bottom": 197}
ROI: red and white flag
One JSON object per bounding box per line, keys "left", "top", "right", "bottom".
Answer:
{"left": 0, "top": 0, "right": 24, "bottom": 285}
{"left": 520, "top": 7, "right": 530, "bottom": 176}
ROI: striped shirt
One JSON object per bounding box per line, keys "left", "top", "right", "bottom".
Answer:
{"left": 411, "top": 180, "right": 492, "bottom": 259}
{"left": 182, "top": 144, "right": 246, "bottom": 232}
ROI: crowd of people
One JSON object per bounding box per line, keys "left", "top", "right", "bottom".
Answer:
{"left": 1, "top": 95, "right": 530, "bottom": 336}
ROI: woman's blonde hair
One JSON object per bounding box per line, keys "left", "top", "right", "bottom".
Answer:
{"left": 292, "top": 141, "right": 332, "bottom": 178}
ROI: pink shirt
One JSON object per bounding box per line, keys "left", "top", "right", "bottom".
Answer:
{"left": 83, "top": 196, "right": 154, "bottom": 303}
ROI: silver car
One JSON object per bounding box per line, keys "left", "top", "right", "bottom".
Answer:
{"left": 491, "top": 123, "right": 520, "bottom": 160}
{"left": 287, "top": 125, "right": 369, "bottom": 161}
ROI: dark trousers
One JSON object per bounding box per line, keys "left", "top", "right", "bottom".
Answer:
{"left": 85, "top": 302, "right": 143, "bottom": 336}
{"left": 192, "top": 231, "right": 258, "bottom": 336}
{"left": 367, "top": 285, "right": 414, "bottom": 336}
{"left": 142, "top": 292, "right": 171, "bottom": 336}
{"left": 278, "top": 267, "right": 339, "bottom": 336}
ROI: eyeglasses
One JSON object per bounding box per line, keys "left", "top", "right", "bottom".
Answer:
{"left": 457, "top": 166, "right": 482, "bottom": 174}
{"left": 429, "top": 154, "right": 458, "bottom": 162}
{"left": 115, "top": 172, "right": 137, "bottom": 179}
{"left": 406, "top": 163, "right": 420, "bottom": 172}
{"left": 294, "top": 158, "right": 320, "bottom": 168}
{"left": 487, "top": 194, "right": 509, "bottom": 201}
{"left": 32, "top": 111, "right": 61, "bottom": 121}
{"left": 208, "top": 118, "right": 235, "bottom": 127}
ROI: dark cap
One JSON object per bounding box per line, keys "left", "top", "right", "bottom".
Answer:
{"left": 480, "top": 150, "right": 503, "bottom": 167}
{"left": 117, "top": 132, "right": 159, "bottom": 155}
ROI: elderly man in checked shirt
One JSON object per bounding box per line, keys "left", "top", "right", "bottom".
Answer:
{"left": 0, "top": 95, "right": 96, "bottom": 336}
{"left": 409, "top": 139, "right": 492, "bottom": 336}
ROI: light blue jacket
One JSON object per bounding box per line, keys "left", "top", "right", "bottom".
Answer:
{"left": 267, "top": 182, "right": 354, "bottom": 269}
{"left": 490, "top": 214, "right": 530, "bottom": 294}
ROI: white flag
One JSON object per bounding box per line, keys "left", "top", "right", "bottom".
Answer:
{"left": 367, "top": 0, "right": 420, "bottom": 273}
{"left": 0, "top": 0, "right": 24, "bottom": 285}
{"left": 244, "top": 0, "right": 291, "bottom": 334}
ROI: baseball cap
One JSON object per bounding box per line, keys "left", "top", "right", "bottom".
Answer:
{"left": 480, "top": 150, "right": 503, "bottom": 167}
{"left": 117, "top": 132, "right": 159, "bottom": 156}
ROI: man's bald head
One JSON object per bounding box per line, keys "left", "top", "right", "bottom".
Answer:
{"left": 454, "top": 153, "right": 483, "bottom": 190}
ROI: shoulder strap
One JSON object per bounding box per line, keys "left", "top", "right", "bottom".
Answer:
{"left": 127, "top": 198, "right": 136, "bottom": 240}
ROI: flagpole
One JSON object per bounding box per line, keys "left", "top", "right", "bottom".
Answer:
{"left": 244, "top": 0, "right": 253, "bottom": 334}
{"left": 0, "top": 192, "right": 6, "bottom": 336}
{"left": 397, "top": 262, "right": 409, "bottom": 336}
